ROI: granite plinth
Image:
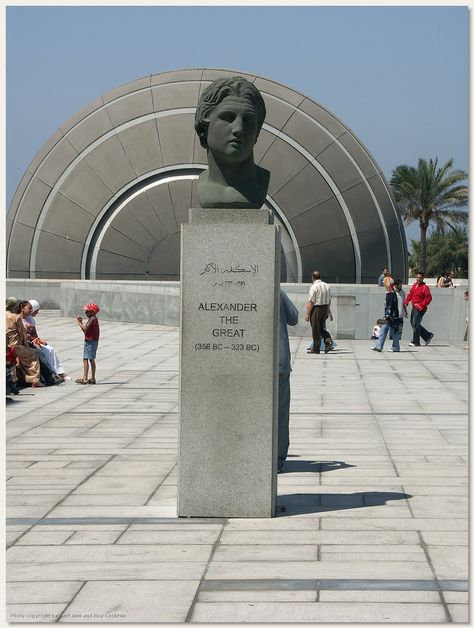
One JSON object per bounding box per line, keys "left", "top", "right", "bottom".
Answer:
{"left": 178, "top": 208, "right": 280, "bottom": 517}
{"left": 189, "top": 208, "right": 274, "bottom": 225}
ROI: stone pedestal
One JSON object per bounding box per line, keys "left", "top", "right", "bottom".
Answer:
{"left": 178, "top": 208, "right": 280, "bottom": 517}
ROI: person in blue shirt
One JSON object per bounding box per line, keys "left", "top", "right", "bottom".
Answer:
{"left": 378, "top": 267, "right": 388, "bottom": 287}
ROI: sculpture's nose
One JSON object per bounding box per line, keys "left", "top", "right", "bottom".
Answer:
{"left": 232, "top": 115, "right": 243, "bottom": 136}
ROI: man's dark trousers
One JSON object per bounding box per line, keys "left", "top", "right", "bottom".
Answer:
{"left": 410, "top": 307, "right": 430, "bottom": 345}
{"left": 310, "top": 304, "right": 329, "bottom": 353}
{"left": 278, "top": 372, "right": 291, "bottom": 466}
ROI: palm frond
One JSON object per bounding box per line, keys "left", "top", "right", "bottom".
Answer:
{"left": 390, "top": 157, "right": 468, "bottom": 271}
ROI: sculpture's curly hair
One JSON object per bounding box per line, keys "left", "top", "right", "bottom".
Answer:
{"left": 194, "top": 76, "right": 266, "bottom": 148}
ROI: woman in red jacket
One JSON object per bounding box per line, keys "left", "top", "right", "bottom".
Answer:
{"left": 404, "top": 272, "right": 434, "bottom": 347}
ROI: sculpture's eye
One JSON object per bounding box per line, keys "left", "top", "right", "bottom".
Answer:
{"left": 219, "top": 111, "right": 236, "bottom": 123}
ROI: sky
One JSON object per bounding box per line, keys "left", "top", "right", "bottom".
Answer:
{"left": 5, "top": 4, "right": 469, "bottom": 245}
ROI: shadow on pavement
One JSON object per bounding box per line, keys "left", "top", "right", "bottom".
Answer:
{"left": 282, "top": 459, "right": 356, "bottom": 473}
{"left": 277, "top": 491, "right": 412, "bottom": 516}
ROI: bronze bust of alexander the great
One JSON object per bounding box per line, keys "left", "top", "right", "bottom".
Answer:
{"left": 194, "top": 76, "right": 270, "bottom": 209}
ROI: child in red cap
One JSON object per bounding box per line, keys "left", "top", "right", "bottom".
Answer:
{"left": 75, "top": 303, "right": 100, "bottom": 384}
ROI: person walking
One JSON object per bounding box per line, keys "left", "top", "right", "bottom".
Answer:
{"left": 305, "top": 271, "right": 331, "bottom": 354}
{"left": 371, "top": 279, "right": 407, "bottom": 352}
{"left": 307, "top": 307, "right": 335, "bottom": 353}
{"left": 278, "top": 290, "right": 298, "bottom": 473}
{"left": 393, "top": 279, "right": 408, "bottom": 344}
{"left": 405, "top": 272, "right": 434, "bottom": 347}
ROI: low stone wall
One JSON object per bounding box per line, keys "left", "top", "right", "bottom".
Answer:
{"left": 5, "top": 279, "right": 63, "bottom": 310}
{"left": 6, "top": 279, "right": 468, "bottom": 342}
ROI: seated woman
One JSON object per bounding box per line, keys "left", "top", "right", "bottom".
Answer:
{"left": 6, "top": 296, "right": 18, "bottom": 313}
{"left": 24, "top": 300, "right": 67, "bottom": 379}
{"left": 5, "top": 306, "right": 42, "bottom": 388}
{"left": 437, "top": 272, "right": 453, "bottom": 288}
{"left": 15, "top": 301, "right": 63, "bottom": 386}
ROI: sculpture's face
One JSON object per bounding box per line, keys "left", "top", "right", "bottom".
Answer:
{"left": 206, "top": 96, "right": 258, "bottom": 164}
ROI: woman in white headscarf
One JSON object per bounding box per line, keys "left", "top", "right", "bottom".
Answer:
{"left": 24, "top": 300, "right": 67, "bottom": 379}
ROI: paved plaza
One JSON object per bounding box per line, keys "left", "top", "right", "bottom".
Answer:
{"left": 5, "top": 311, "right": 468, "bottom": 623}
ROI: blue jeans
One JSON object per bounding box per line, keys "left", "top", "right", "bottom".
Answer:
{"left": 375, "top": 322, "right": 402, "bottom": 351}
{"left": 83, "top": 340, "right": 98, "bottom": 360}
{"left": 410, "top": 308, "right": 430, "bottom": 345}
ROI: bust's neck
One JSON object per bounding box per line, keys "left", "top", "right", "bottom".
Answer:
{"left": 206, "top": 152, "right": 257, "bottom": 186}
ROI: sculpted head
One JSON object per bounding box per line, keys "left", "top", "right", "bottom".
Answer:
{"left": 194, "top": 76, "right": 266, "bottom": 151}
{"left": 194, "top": 76, "right": 269, "bottom": 208}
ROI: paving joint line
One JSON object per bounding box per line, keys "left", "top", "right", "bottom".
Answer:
{"left": 144, "top": 463, "right": 177, "bottom": 507}
{"left": 6, "top": 517, "right": 228, "bottom": 526}
{"left": 199, "top": 578, "right": 468, "bottom": 592}
{"left": 6, "top": 454, "right": 116, "bottom": 548}
{"left": 401, "top": 484, "right": 416, "bottom": 519}
{"left": 62, "top": 530, "right": 77, "bottom": 545}
{"left": 5, "top": 381, "right": 126, "bottom": 443}
{"left": 283, "top": 411, "right": 466, "bottom": 416}
{"left": 55, "top": 579, "right": 87, "bottom": 621}
{"left": 352, "top": 353, "right": 401, "bottom": 480}
{"left": 184, "top": 520, "right": 228, "bottom": 622}
{"left": 5, "top": 576, "right": 468, "bottom": 590}
{"left": 417, "top": 530, "right": 453, "bottom": 622}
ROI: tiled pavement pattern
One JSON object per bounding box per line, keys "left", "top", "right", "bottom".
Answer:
{"left": 6, "top": 311, "right": 468, "bottom": 623}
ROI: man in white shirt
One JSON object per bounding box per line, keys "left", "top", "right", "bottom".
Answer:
{"left": 305, "top": 270, "right": 332, "bottom": 354}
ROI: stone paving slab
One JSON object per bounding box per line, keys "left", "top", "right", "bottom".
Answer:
{"left": 6, "top": 581, "right": 83, "bottom": 604}
{"left": 7, "top": 603, "right": 67, "bottom": 623}
{"left": 59, "top": 580, "right": 201, "bottom": 623}
{"left": 5, "top": 311, "right": 468, "bottom": 623}
{"left": 8, "top": 561, "right": 209, "bottom": 582}
{"left": 189, "top": 601, "right": 448, "bottom": 623}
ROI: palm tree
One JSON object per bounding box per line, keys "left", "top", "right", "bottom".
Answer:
{"left": 390, "top": 158, "right": 468, "bottom": 273}
{"left": 408, "top": 227, "right": 468, "bottom": 278}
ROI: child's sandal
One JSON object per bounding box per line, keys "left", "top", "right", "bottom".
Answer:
{"left": 75, "top": 378, "right": 88, "bottom": 384}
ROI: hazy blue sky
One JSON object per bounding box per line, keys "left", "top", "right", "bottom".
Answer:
{"left": 6, "top": 5, "right": 469, "bottom": 244}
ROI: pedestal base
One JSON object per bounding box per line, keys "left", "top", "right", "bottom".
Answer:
{"left": 178, "top": 208, "right": 280, "bottom": 517}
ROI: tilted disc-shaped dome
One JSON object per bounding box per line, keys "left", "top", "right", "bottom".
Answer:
{"left": 6, "top": 68, "right": 407, "bottom": 283}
